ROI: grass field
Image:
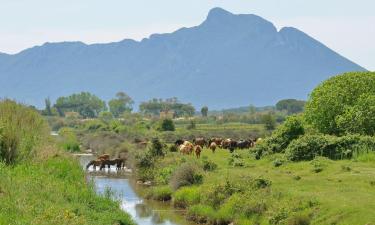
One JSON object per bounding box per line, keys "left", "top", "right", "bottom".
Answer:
{"left": 144, "top": 147, "right": 375, "bottom": 225}
{"left": 0, "top": 154, "right": 134, "bottom": 225}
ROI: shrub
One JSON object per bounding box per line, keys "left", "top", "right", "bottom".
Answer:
{"left": 202, "top": 159, "right": 218, "bottom": 171}
{"left": 158, "top": 119, "right": 175, "bottom": 131}
{"left": 170, "top": 162, "right": 203, "bottom": 191}
{"left": 0, "top": 100, "right": 48, "bottom": 164}
{"left": 187, "top": 204, "right": 216, "bottom": 224}
{"left": 286, "top": 213, "right": 311, "bottom": 225}
{"left": 58, "top": 127, "right": 80, "bottom": 152}
{"left": 169, "top": 144, "right": 178, "bottom": 152}
{"left": 273, "top": 158, "right": 284, "bottom": 167}
{"left": 146, "top": 186, "right": 172, "bottom": 201}
{"left": 286, "top": 134, "right": 375, "bottom": 161}
{"left": 254, "top": 115, "right": 305, "bottom": 158}
{"left": 155, "top": 166, "right": 175, "bottom": 185}
{"left": 148, "top": 138, "right": 164, "bottom": 157}
{"left": 305, "top": 71, "right": 375, "bottom": 135}
{"left": 84, "top": 119, "right": 108, "bottom": 131}
{"left": 172, "top": 186, "right": 201, "bottom": 208}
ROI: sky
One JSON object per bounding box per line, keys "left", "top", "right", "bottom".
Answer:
{"left": 0, "top": 0, "right": 374, "bottom": 70}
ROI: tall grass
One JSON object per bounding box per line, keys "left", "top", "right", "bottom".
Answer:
{"left": 0, "top": 100, "right": 48, "bottom": 164}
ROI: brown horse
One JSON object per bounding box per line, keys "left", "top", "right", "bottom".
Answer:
{"left": 97, "top": 154, "right": 110, "bottom": 161}
{"left": 86, "top": 159, "right": 103, "bottom": 170}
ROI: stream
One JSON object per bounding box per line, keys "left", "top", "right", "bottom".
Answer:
{"left": 76, "top": 154, "right": 194, "bottom": 225}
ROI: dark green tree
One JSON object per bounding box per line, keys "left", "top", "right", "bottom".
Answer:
{"left": 276, "top": 99, "right": 306, "bottom": 114}
{"left": 149, "top": 138, "right": 164, "bottom": 157}
{"left": 201, "top": 106, "right": 208, "bottom": 117}
{"left": 108, "top": 92, "right": 134, "bottom": 117}
{"left": 158, "top": 118, "right": 175, "bottom": 131}
{"left": 54, "top": 92, "right": 106, "bottom": 118}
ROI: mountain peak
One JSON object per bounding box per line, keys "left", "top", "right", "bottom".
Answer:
{"left": 207, "top": 7, "right": 233, "bottom": 19}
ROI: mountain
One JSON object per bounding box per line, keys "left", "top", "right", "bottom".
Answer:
{"left": 0, "top": 7, "right": 365, "bottom": 109}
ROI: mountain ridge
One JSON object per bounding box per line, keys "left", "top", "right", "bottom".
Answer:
{"left": 0, "top": 7, "right": 365, "bottom": 109}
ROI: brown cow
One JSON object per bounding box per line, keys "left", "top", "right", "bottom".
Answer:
{"left": 209, "top": 142, "right": 217, "bottom": 153}
{"left": 193, "top": 138, "right": 207, "bottom": 148}
{"left": 209, "top": 138, "right": 223, "bottom": 147}
{"left": 179, "top": 144, "right": 192, "bottom": 155}
{"left": 100, "top": 158, "right": 126, "bottom": 170}
{"left": 195, "top": 145, "right": 202, "bottom": 158}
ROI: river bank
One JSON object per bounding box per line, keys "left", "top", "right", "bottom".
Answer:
{"left": 79, "top": 154, "right": 196, "bottom": 225}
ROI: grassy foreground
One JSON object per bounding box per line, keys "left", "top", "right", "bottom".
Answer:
{"left": 143, "top": 148, "right": 375, "bottom": 225}
{"left": 0, "top": 152, "right": 133, "bottom": 225}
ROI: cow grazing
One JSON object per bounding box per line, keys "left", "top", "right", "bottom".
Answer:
{"left": 209, "top": 138, "right": 223, "bottom": 147}
{"left": 193, "top": 138, "right": 207, "bottom": 148}
{"left": 209, "top": 142, "right": 217, "bottom": 153}
{"left": 195, "top": 145, "right": 202, "bottom": 158}
{"left": 179, "top": 144, "right": 192, "bottom": 155}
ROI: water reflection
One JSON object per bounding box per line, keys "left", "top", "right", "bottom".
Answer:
{"left": 76, "top": 155, "right": 190, "bottom": 225}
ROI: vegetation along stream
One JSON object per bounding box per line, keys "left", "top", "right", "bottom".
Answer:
{"left": 77, "top": 154, "right": 195, "bottom": 225}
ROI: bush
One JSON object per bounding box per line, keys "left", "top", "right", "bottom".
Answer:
{"left": 58, "top": 127, "right": 80, "bottom": 152}
{"left": 148, "top": 138, "right": 164, "bottom": 157}
{"left": 254, "top": 115, "right": 305, "bottom": 158}
{"left": 146, "top": 186, "right": 172, "bottom": 201}
{"left": 172, "top": 186, "right": 201, "bottom": 208}
{"left": 169, "top": 144, "right": 178, "bottom": 152}
{"left": 0, "top": 100, "right": 48, "bottom": 164}
{"left": 84, "top": 119, "right": 108, "bottom": 131}
{"left": 305, "top": 71, "right": 375, "bottom": 135}
{"left": 187, "top": 204, "right": 216, "bottom": 224}
{"left": 158, "top": 119, "right": 175, "bottom": 131}
{"left": 155, "top": 166, "right": 175, "bottom": 185}
{"left": 285, "top": 134, "right": 375, "bottom": 161}
{"left": 202, "top": 159, "right": 218, "bottom": 171}
{"left": 170, "top": 162, "right": 203, "bottom": 190}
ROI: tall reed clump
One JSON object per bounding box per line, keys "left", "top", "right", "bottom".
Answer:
{"left": 0, "top": 100, "right": 48, "bottom": 164}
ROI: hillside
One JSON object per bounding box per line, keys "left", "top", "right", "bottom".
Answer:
{"left": 0, "top": 7, "right": 365, "bottom": 109}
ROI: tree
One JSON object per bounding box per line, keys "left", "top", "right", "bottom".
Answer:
{"left": 261, "top": 112, "right": 276, "bottom": 131}
{"left": 54, "top": 92, "right": 106, "bottom": 118}
{"left": 158, "top": 118, "right": 175, "bottom": 131}
{"left": 276, "top": 99, "right": 306, "bottom": 114}
{"left": 43, "top": 98, "right": 52, "bottom": 116}
{"left": 139, "top": 98, "right": 195, "bottom": 117}
{"left": 201, "top": 106, "right": 208, "bottom": 117}
{"left": 108, "top": 92, "right": 134, "bottom": 117}
{"left": 305, "top": 72, "right": 375, "bottom": 135}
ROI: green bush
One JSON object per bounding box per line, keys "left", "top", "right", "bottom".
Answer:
{"left": 255, "top": 115, "right": 305, "bottom": 158}
{"left": 0, "top": 100, "right": 48, "bottom": 164}
{"left": 202, "top": 159, "right": 218, "bottom": 171}
{"left": 172, "top": 186, "right": 201, "bottom": 208}
{"left": 305, "top": 71, "right": 375, "bottom": 135}
{"left": 84, "top": 119, "right": 108, "bottom": 131}
{"left": 146, "top": 186, "right": 172, "bottom": 201}
{"left": 170, "top": 162, "right": 203, "bottom": 190}
{"left": 285, "top": 134, "right": 375, "bottom": 161}
{"left": 187, "top": 204, "right": 216, "bottom": 224}
{"left": 155, "top": 166, "right": 175, "bottom": 185}
{"left": 157, "top": 119, "right": 175, "bottom": 131}
{"left": 148, "top": 137, "right": 164, "bottom": 157}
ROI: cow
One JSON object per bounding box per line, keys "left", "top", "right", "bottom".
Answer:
{"left": 195, "top": 145, "right": 202, "bottom": 158}
{"left": 100, "top": 158, "right": 126, "bottom": 170}
{"left": 86, "top": 160, "right": 103, "bottom": 170}
{"left": 209, "top": 138, "right": 223, "bottom": 147}
{"left": 193, "top": 138, "right": 207, "bottom": 148}
{"left": 209, "top": 142, "right": 217, "bottom": 153}
{"left": 97, "top": 154, "right": 110, "bottom": 161}
{"left": 175, "top": 139, "right": 185, "bottom": 146}
{"left": 179, "top": 144, "right": 192, "bottom": 155}
{"left": 237, "top": 140, "right": 252, "bottom": 149}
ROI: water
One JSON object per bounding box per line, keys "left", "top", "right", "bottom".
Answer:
{"left": 77, "top": 155, "right": 193, "bottom": 225}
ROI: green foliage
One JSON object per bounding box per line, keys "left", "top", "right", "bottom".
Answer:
{"left": 146, "top": 186, "right": 172, "bottom": 201}
{"left": 276, "top": 99, "right": 306, "bottom": 115}
{"left": 98, "top": 111, "right": 114, "bottom": 123}
{"left": 58, "top": 127, "right": 80, "bottom": 152}
{"left": 0, "top": 156, "right": 133, "bottom": 225}
{"left": 108, "top": 92, "right": 134, "bottom": 117}
{"left": 202, "top": 158, "right": 218, "bottom": 171}
{"left": 148, "top": 137, "right": 164, "bottom": 157}
{"left": 84, "top": 119, "right": 109, "bottom": 131}
{"left": 139, "top": 97, "right": 195, "bottom": 117}
{"left": 305, "top": 71, "right": 375, "bottom": 135}
{"left": 54, "top": 92, "right": 106, "bottom": 118}
{"left": 285, "top": 134, "right": 375, "bottom": 161}
{"left": 335, "top": 93, "right": 375, "bottom": 135}
{"left": 255, "top": 115, "right": 305, "bottom": 157}
{"left": 158, "top": 118, "right": 175, "bottom": 131}
{"left": 0, "top": 100, "right": 48, "bottom": 164}
{"left": 186, "top": 120, "right": 196, "bottom": 130}
{"left": 201, "top": 106, "right": 208, "bottom": 117}
{"left": 172, "top": 186, "right": 201, "bottom": 208}
{"left": 261, "top": 112, "right": 277, "bottom": 131}
{"left": 170, "top": 162, "right": 203, "bottom": 190}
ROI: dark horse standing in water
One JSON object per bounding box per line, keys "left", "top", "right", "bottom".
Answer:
{"left": 99, "top": 158, "right": 126, "bottom": 171}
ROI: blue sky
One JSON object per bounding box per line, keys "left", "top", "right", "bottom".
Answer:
{"left": 1, "top": 0, "right": 374, "bottom": 70}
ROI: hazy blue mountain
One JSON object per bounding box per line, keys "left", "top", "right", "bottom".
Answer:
{"left": 0, "top": 7, "right": 365, "bottom": 109}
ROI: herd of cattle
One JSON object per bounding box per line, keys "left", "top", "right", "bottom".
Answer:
{"left": 175, "top": 137, "right": 260, "bottom": 158}
{"left": 86, "top": 154, "right": 126, "bottom": 171}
